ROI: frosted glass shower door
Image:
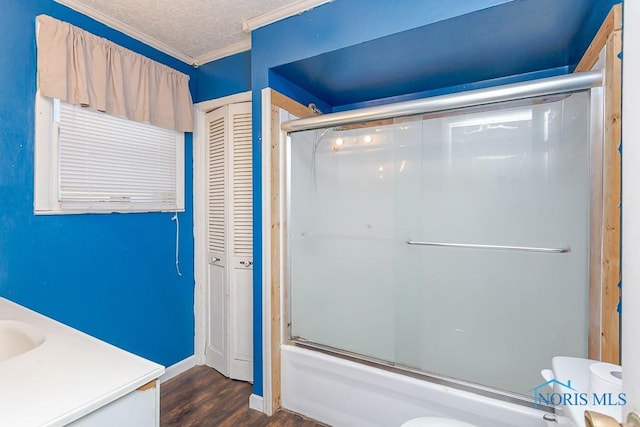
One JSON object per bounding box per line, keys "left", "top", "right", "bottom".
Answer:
{"left": 288, "top": 121, "right": 422, "bottom": 362}
{"left": 401, "top": 92, "right": 590, "bottom": 394}
{"left": 287, "top": 91, "right": 591, "bottom": 396}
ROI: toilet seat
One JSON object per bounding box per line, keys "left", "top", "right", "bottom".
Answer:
{"left": 401, "top": 416, "right": 476, "bottom": 427}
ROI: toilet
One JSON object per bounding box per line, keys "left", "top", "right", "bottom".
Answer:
{"left": 545, "top": 356, "right": 623, "bottom": 427}
{"left": 400, "top": 417, "right": 476, "bottom": 427}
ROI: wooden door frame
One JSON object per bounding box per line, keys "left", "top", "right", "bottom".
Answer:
{"left": 193, "top": 91, "right": 252, "bottom": 368}
{"left": 261, "top": 88, "right": 316, "bottom": 415}
{"left": 574, "top": 4, "right": 622, "bottom": 363}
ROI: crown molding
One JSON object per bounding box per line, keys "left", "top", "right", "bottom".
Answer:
{"left": 193, "top": 39, "right": 251, "bottom": 66}
{"left": 54, "top": 0, "right": 334, "bottom": 68}
{"left": 242, "top": 0, "right": 334, "bottom": 33}
{"left": 54, "top": 0, "right": 195, "bottom": 65}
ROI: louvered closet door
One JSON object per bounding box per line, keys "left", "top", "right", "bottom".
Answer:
{"left": 227, "top": 102, "right": 253, "bottom": 382}
{"left": 205, "top": 106, "right": 229, "bottom": 376}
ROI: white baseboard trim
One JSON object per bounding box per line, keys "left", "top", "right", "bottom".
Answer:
{"left": 249, "top": 394, "right": 264, "bottom": 413}
{"left": 160, "top": 355, "right": 197, "bottom": 383}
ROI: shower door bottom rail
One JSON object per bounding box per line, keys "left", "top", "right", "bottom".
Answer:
{"left": 288, "top": 336, "right": 554, "bottom": 412}
{"left": 406, "top": 240, "right": 571, "bottom": 254}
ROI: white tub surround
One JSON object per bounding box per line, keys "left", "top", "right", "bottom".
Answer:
{"left": 0, "top": 297, "right": 165, "bottom": 427}
{"left": 281, "top": 345, "right": 564, "bottom": 427}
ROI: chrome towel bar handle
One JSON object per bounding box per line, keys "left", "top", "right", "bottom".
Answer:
{"left": 406, "top": 240, "right": 571, "bottom": 254}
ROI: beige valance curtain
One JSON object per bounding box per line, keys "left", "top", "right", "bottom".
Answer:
{"left": 36, "top": 15, "right": 194, "bottom": 132}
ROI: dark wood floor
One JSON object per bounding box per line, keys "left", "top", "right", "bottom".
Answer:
{"left": 160, "top": 365, "right": 328, "bottom": 427}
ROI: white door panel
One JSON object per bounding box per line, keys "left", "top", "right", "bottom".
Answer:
{"left": 228, "top": 102, "right": 253, "bottom": 382}
{"left": 206, "top": 262, "right": 227, "bottom": 375}
{"left": 230, "top": 265, "right": 253, "bottom": 381}
{"left": 205, "top": 106, "right": 228, "bottom": 376}
{"left": 205, "top": 102, "right": 253, "bottom": 382}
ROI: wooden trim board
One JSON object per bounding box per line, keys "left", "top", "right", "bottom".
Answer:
{"left": 575, "top": 5, "right": 622, "bottom": 73}
{"left": 269, "top": 103, "right": 282, "bottom": 414}
{"left": 268, "top": 89, "right": 315, "bottom": 414}
{"left": 576, "top": 4, "right": 622, "bottom": 363}
{"left": 271, "top": 90, "right": 319, "bottom": 121}
{"left": 137, "top": 380, "right": 157, "bottom": 392}
{"left": 600, "top": 28, "right": 622, "bottom": 364}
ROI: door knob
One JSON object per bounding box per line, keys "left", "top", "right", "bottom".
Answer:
{"left": 209, "top": 256, "right": 220, "bottom": 264}
{"left": 240, "top": 260, "right": 253, "bottom": 267}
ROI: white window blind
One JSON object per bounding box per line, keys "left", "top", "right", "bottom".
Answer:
{"left": 34, "top": 94, "right": 185, "bottom": 214}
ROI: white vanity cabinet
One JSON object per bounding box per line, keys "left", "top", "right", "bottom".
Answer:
{"left": 68, "top": 380, "right": 160, "bottom": 427}
{"left": 0, "top": 298, "right": 165, "bottom": 427}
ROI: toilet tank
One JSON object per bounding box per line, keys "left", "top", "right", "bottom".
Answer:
{"left": 548, "top": 356, "right": 623, "bottom": 427}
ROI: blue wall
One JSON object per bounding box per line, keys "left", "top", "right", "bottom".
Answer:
{"left": 194, "top": 50, "right": 252, "bottom": 103}
{"left": 0, "top": 0, "right": 196, "bottom": 367}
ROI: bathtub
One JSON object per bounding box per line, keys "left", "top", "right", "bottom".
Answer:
{"left": 281, "top": 345, "right": 571, "bottom": 427}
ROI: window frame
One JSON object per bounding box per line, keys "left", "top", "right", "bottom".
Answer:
{"left": 34, "top": 91, "right": 185, "bottom": 215}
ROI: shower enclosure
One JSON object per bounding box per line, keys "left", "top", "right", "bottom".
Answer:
{"left": 283, "top": 72, "right": 603, "bottom": 400}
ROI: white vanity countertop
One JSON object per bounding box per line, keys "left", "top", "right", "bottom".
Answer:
{"left": 0, "top": 297, "right": 165, "bottom": 427}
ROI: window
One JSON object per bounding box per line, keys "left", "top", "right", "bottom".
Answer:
{"left": 34, "top": 93, "right": 185, "bottom": 214}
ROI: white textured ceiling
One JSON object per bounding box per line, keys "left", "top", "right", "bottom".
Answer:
{"left": 55, "top": 0, "right": 330, "bottom": 65}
